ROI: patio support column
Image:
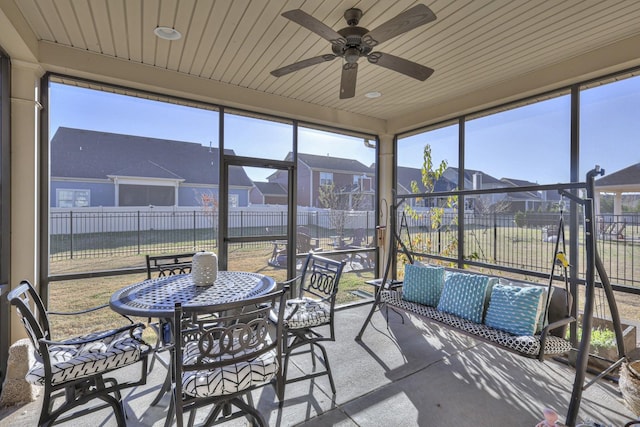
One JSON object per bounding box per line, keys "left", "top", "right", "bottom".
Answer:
{"left": 378, "top": 133, "right": 394, "bottom": 278}
{"left": 613, "top": 191, "right": 622, "bottom": 217}
{"left": 10, "top": 60, "right": 43, "bottom": 343}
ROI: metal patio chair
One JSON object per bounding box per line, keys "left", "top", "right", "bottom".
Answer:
{"left": 7, "top": 280, "right": 149, "bottom": 427}
{"left": 272, "top": 253, "right": 345, "bottom": 399}
{"left": 145, "top": 252, "right": 196, "bottom": 371}
{"left": 165, "top": 285, "right": 288, "bottom": 427}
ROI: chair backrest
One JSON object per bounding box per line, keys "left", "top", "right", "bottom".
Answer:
{"left": 297, "top": 253, "right": 345, "bottom": 303}
{"left": 297, "top": 233, "right": 315, "bottom": 253}
{"left": 350, "top": 228, "right": 368, "bottom": 247}
{"left": 172, "top": 285, "right": 289, "bottom": 396}
{"left": 7, "top": 281, "right": 50, "bottom": 356}
{"left": 146, "top": 252, "right": 195, "bottom": 279}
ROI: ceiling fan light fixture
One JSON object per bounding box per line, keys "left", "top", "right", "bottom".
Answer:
{"left": 365, "top": 91, "right": 382, "bottom": 98}
{"left": 344, "top": 47, "right": 360, "bottom": 64}
{"left": 154, "top": 26, "right": 182, "bottom": 41}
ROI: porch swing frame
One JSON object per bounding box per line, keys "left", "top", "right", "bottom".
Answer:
{"left": 356, "top": 166, "right": 626, "bottom": 427}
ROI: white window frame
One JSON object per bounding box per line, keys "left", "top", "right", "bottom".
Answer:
{"left": 320, "top": 172, "right": 333, "bottom": 186}
{"left": 56, "top": 189, "right": 90, "bottom": 207}
{"left": 228, "top": 194, "right": 239, "bottom": 208}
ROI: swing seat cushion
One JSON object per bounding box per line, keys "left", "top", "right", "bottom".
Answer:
{"left": 381, "top": 288, "right": 573, "bottom": 357}
{"left": 484, "top": 284, "right": 545, "bottom": 336}
{"left": 401, "top": 264, "right": 445, "bottom": 307}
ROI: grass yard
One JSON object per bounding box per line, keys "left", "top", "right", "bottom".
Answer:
{"left": 47, "top": 244, "right": 376, "bottom": 342}
{"left": 45, "top": 224, "right": 640, "bottom": 346}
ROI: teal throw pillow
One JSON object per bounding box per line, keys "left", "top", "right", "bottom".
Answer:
{"left": 401, "top": 264, "right": 445, "bottom": 307}
{"left": 437, "top": 272, "right": 490, "bottom": 323}
{"left": 485, "top": 284, "right": 545, "bottom": 336}
{"left": 498, "top": 278, "right": 551, "bottom": 332}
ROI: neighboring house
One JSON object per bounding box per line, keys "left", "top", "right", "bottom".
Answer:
{"left": 50, "top": 127, "right": 254, "bottom": 207}
{"left": 397, "top": 165, "right": 552, "bottom": 213}
{"left": 267, "top": 152, "right": 374, "bottom": 209}
{"left": 500, "top": 177, "right": 545, "bottom": 212}
{"left": 250, "top": 182, "right": 288, "bottom": 205}
{"left": 440, "top": 167, "right": 505, "bottom": 211}
{"left": 396, "top": 166, "right": 457, "bottom": 208}
{"left": 595, "top": 162, "right": 640, "bottom": 217}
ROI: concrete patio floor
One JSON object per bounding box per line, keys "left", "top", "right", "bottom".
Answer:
{"left": 0, "top": 302, "right": 637, "bottom": 426}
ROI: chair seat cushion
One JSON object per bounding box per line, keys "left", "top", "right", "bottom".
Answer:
{"left": 181, "top": 341, "right": 278, "bottom": 398}
{"left": 381, "top": 290, "right": 572, "bottom": 357}
{"left": 26, "top": 328, "right": 149, "bottom": 386}
{"left": 280, "top": 297, "right": 331, "bottom": 329}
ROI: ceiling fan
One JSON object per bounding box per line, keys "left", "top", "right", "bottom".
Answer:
{"left": 271, "top": 4, "right": 436, "bottom": 99}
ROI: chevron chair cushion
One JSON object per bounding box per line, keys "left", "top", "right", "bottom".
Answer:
{"left": 181, "top": 340, "right": 278, "bottom": 398}
{"left": 281, "top": 297, "right": 331, "bottom": 329}
{"left": 26, "top": 328, "right": 148, "bottom": 386}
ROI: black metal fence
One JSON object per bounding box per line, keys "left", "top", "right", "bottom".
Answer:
{"left": 399, "top": 210, "right": 640, "bottom": 288}
{"left": 49, "top": 209, "right": 376, "bottom": 260}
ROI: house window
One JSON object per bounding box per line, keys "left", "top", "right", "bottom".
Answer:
{"left": 228, "top": 194, "right": 239, "bottom": 208}
{"left": 320, "top": 172, "right": 333, "bottom": 186}
{"left": 355, "top": 175, "right": 372, "bottom": 191}
{"left": 57, "top": 189, "right": 90, "bottom": 207}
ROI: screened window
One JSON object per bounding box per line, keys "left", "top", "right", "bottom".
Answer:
{"left": 119, "top": 185, "right": 173, "bottom": 207}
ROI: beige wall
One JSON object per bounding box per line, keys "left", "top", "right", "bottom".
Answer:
{"left": 9, "top": 60, "right": 42, "bottom": 342}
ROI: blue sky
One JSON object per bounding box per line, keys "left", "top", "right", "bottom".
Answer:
{"left": 49, "top": 84, "right": 374, "bottom": 181}
{"left": 50, "top": 75, "right": 639, "bottom": 184}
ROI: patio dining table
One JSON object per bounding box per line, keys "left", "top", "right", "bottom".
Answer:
{"left": 109, "top": 271, "right": 277, "bottom": 404}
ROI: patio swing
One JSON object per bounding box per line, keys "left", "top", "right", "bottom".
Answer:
{"left": 563, "top": 166, "right": 628, "bottom": 426}
{"left": 356, "top": 166, "right": 628, "bottom": 426}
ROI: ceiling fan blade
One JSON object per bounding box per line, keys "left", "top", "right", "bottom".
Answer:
{"left": 282, "top": 9, "right": 346, "bottom": 47}
{"left": 363, "top": 4, "right": 436, "bottom": 48}
{"left": 271, "top": 54, "right": 337, "bottom": 77}
{"left": 368, "top": 52, "right": 434, "bottom": 81}
{"left": 340, "top": 62, "right": 358, "bottom": 99}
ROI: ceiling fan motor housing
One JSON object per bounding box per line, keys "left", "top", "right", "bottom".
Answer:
{"left": 333, "top": 26, "right": 372, "bottom": 62}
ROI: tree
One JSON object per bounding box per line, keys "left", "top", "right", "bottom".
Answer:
{"left": 318, "top": 182, "right": 365, "bottom": 239}
{"left": 406, "top": 145, "right": 458, "bottom": 260}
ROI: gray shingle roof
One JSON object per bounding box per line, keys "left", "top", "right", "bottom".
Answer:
{"left": 253, "top": 182, "right": 287, "bottom": 196}
{"left": 445, "top": 167, "right": 503, "bottom": 185}
{"left": 289, "top": 152, "right": 371, "bottom": 174}
{"left": 396, "top": 166, "right": 456, "bottom": 193}
{"left": 51, "top": 127, "right": 253, "bottom": 186}
{"left": 596, "top": 163, "right": 640, "bottom": 186}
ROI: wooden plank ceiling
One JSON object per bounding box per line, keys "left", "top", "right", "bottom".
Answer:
{"left": 12, "top": 0, "right": 640, "bottom": 122}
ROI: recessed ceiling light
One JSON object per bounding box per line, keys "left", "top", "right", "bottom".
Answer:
{"left": 365, "top": 91, "right": 382, "bottom": 99}
{"left": 154, "top": 26, "right": 182, "bottom": 41}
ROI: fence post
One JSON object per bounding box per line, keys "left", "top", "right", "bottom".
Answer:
{"left": 240, "top": 211, "right": 244, "bottom": 249}
{"left": 69, "top": 210, "right": 74, "bottom": 260}
{"left": 193, "top": 210, "right": 197, "bottom": 249}
{"left": 493, "top": 212, "right": 498, "bottom": 262}
{"left": 137, "top": 211, "right": 141, "bottom": 255}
